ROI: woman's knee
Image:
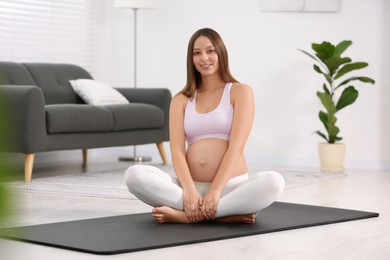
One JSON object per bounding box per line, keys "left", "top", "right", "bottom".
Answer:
{"left": 124, "top": 165, "right": 149, "bottom": 191}
{"left": 254, "top": 171, "right": 285, "bottom": 197}
{"left": 124, "top": 165, "right": 174, "bottom": 193}
{"left": 264, "top": 171, "right": 286, "bottom": 195}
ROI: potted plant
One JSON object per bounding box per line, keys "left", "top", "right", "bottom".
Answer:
{"left": 299, "top": 40, "right": 375, "bottom": 172}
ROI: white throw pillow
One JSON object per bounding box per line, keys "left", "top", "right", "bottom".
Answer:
{"left": 69, "top": 79, "right": 129, "bottom": 105}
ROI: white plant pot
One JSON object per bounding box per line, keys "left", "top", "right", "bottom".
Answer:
{"left": 318, "top": 143, "right": 346, "bottom": 173}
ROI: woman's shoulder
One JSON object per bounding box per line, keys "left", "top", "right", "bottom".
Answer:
{"left": 230, "top": 82, "right": 253, "bottom": 98}
{"left": 171, "top": 92, "right": 190, "bottom": 108}
{"left": 172, "top": 92, "right": 190, "bottom": 102}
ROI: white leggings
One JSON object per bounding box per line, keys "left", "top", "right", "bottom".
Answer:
{"left": 124, "top": 165, "right": 285, "bottom": 218}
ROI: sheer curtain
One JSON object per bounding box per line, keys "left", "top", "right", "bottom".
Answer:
{"left": 0, "top": 0, "right": 97, "bottom": 75}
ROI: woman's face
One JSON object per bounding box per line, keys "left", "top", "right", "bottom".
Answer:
{"left": 192, "top": 36, "right": 219, "bottom": 77}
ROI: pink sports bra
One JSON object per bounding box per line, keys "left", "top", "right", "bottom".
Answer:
{"left": 184, "top": 82, "right": 233, "bottom": 145}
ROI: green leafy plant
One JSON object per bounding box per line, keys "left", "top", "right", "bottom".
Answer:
{"left": 0, "top": 91, "right": 13, "bottom": 224}
{"left": 299, "top": 40, "right": 375, "bottom": 143}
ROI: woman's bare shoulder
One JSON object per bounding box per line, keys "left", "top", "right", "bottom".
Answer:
{"left": 231, "top": 82, "right": 253, "bottom": 98}
{"left": 171, "top": 92, "right": 190, "bottom": 109}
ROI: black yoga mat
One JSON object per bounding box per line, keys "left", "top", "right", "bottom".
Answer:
{"left": 0, "top": 202, "right": 379, "bottom": 255}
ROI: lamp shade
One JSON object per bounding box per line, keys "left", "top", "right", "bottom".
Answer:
{"left": 113, "top": 0, "right": 158, "bottom": 9}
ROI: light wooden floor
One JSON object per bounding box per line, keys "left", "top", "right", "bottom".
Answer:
{"left": 1, "top": 155, "right": 389, "bottom": 260}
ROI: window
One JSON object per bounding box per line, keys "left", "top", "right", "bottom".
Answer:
{"left": 0, "top": 0, "right": 97, "bottom": 75}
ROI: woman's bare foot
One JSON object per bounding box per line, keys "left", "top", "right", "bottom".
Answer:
{"left": 216, "top": 213, "right": 256, "bottom": 224}
{"left": 153, "top": 207, "right": 255, "bottom": 224}
{"left": 152, "top": 206, "right": 205, "bottom": 224}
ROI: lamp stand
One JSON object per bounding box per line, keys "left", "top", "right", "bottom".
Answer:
{"left": 118, "top": 145, "right": 151, "bottom": 162}
{"left": 119, "top": 8, "right": 151, "bottom": 163}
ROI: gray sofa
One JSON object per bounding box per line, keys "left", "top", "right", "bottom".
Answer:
{"left": 0, "top": 62, "right": 171, "bottom": 182}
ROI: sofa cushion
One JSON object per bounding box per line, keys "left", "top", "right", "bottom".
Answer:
{"left": 23, "top": 63, "right": 93, "bottom": 105}
{"left": 0, "top": 62, "right": 36, "bottom": 85}
{"left": 105, "top": 103, "right": 164, "bottom": 131}
{"left": 46, "top": 104, "right": 113, "bottom": 133}
{"left": 69, "top": 79, "right": 129, "bottom": 105}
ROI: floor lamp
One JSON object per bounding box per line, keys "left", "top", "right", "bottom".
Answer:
{"left": 113, "top": 0, "right": 158, "bottom": 162}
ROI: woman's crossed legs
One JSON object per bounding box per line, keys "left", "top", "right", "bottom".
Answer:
{"left": 124, "top": 165, "right": 285, "bottom": 224}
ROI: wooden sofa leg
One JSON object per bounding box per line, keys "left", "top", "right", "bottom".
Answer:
{"left": 24, "top": 153, "right": 35, "bottom": 183}
{"left": 156, "top": 143, "right": 168, "bottom": 165}
{"left": 82, "top": 149, "right": 88, "bottom": 164}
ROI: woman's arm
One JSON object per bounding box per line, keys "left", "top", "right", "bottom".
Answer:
{"left": 169, "top": 93, "right": 203, "bottom": 222}
{"left": 201, "top": 83, "right": 255, "bottom": 219}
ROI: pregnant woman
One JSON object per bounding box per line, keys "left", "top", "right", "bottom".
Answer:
{"left": 124, "top": 28, "right": 285, "bottom": 224}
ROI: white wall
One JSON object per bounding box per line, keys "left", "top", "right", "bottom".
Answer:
{"left": 95, "top": 0, "right": 390, "bottom": 170}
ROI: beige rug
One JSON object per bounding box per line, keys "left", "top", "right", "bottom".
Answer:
{"left": 1, "top": 165, "right": 346, "bottom": 200}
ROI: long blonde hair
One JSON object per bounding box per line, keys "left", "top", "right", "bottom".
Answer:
{"left": 180, "top": 28, "right": 238, "bottom": 98}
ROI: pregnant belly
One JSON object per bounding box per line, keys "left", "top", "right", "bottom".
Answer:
{"left": 186, "top": 139, "right": 228, "bottom": 182}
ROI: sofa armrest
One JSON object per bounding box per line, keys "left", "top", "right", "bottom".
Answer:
{"left": 116, "top": 88, "right": 171, "bottom": 141}
{"left": 0, "top": 85, "right": 48, "bottom": 153}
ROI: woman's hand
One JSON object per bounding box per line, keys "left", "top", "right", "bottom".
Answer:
{"left": 200, "top": 189, "right": 221, "bottom": 219}
{"left": 183, "top": 190, "right": 203, "bottom": 223}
